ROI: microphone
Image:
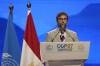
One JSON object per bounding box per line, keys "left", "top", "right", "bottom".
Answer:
{"left": 51, "top": 29, "right": 60, "bottom": 42}
{"left": 65, "top": 30, "right": 75, "bottom": 42}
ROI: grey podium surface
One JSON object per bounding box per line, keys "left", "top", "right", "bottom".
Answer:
{"left": 40, "top": 42, "right": 90, "bottom": 66}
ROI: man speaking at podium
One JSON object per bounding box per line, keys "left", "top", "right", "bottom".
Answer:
{"left": 46, "top": 12, "right": 79, "bottom": 42}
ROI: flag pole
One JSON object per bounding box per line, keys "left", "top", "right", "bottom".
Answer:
{"left": 9, "top": 3, "right": 13, "bottom": 14}
{"left": 8, "top": 3, "right": 14, "bottom": 66}
{"left": 27, "top": 2, "right": 31, "bottom": 9}
{"left": 27, "top": 2, "right": 31, "bottom": 16}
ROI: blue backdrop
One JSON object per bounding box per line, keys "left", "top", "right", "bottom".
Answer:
{"left": 0, "top": 0, "right": 100, "bottom": 66}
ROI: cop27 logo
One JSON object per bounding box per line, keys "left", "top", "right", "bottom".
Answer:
{"left": 57, "top": 44, "right": 73, "bottom": 49}
{"left": 57, "top": 44, "right": 73, "bottom": 51}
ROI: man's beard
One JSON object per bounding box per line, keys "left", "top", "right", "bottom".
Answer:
{"left": 59, "top": 24, "right": 66, "bottom": 32}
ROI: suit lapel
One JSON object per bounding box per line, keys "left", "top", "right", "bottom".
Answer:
{"left": 54, "top": 28, "right": 61, "bottom": 42}
{"left": 65, "top": 29, "right": 73, "bottom": 42}
{"left": 56, "top": 33, "right": 61, "bottom": 42}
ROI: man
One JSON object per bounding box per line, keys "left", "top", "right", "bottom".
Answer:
{"left": 46, "top": 12, "right": 79, "bottom": 42}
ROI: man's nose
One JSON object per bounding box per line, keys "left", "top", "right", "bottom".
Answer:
{"left": 62, "top": 20, "right": 64, "bottom": 23}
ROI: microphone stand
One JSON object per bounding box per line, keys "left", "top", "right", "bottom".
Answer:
{"left": 65, "top": 30, "right": 75, "bottom": 42}
{"left": 51, "top": 29, "right": 60, "bottom": 42}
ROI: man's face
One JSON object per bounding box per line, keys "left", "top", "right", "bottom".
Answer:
{"left": 57, "top": 15, "right": 68, "bottom": 28}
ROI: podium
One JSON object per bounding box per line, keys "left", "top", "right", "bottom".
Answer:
{"left": 40, "top": 42, "right": 90, "bottom": 66}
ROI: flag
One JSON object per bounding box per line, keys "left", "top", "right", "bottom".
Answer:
{"left": 1, "top": 8, "right": 21, "bottom": 66}
{"left": 20, "top": 9, "right": 44, "bottom": 66}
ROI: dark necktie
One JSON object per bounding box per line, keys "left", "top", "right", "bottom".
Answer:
{"left": 60, "top": 32, "right": 65, "bottom": 42}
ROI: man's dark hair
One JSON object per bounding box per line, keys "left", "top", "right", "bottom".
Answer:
{"left": 56, "top": 12, "right": 68, "bottom": 22}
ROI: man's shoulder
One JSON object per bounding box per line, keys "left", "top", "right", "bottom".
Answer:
{"left": 47, "top": 28, "right": 77, "bottom": 35}
{"left": 66, "top": 29, "right": 77, "bottom": 34}
{"left": 47, "top": 28, "right": 58, "bottom": 34}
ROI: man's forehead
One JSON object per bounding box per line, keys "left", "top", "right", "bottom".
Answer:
{"left": 59, "top": 15, "right": 67, "bottom": 18}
